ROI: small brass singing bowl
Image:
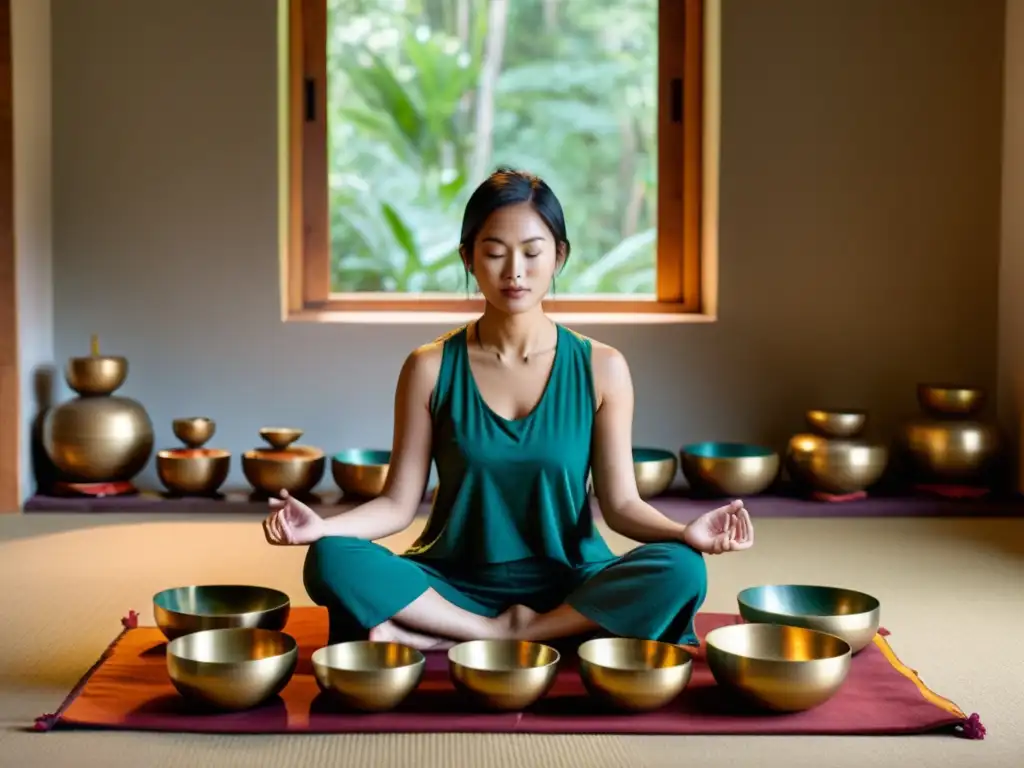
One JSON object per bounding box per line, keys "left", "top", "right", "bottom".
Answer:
{"left": 157, "top": 448, "right": 231, "bottom": 495}
{"left": 917, "top": 384, "right": 986, "bottom": 417}
{"left": 65, "top": 355, "right": 128, "bottom": 396}
{"left": 312, "top": 641, "right": 425, "bottom": 712}
{"left": 153, "top": 584, "right": 291, "bottom": 641}
{"left": 680, "top": 442, "right": 780, "bottom": 496}
{"left": 448, "top": 640, "right": 560, "bottom": 711}
{"left": 632, "top": 447, "right": 678, "bottom": 499}
{"left": 785, "top": 435, "right": 888, "bottom": 495}
{"left": 259, "top": 427, "right": 304, "bottom": 450}
{"left": 805, "top": 409, "right": 866, "bottom": 439}
{"left": 705, "top": 623, "right": 852, "bottom": 712}
{"left": 332, "top": 449, "right": 391, "bottom": 498}
{"left": 167, "top": 627, "right": 298, "bottom": 711}
{"left": 172, "top": 417, "right": 216, "bottom": 448}
{"left": 737, "top": 584, "right": 881, "bottom": 654}
{"left": 242, "top": 446, "right": 326, "bottom": 496}
{"left": 577, "top": 637, "right": 693, "bottom": 712}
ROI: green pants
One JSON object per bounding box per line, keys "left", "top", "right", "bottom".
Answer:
{"left": 303, "top": 537, "right": 707, "bottom": 647}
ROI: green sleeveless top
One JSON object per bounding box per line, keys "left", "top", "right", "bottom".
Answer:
{"left": 404, "top": 323, "right": 616, "bottom": 567}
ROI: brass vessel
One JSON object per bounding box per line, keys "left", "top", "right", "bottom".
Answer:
{"left": 312, "top": 640, "right": 425, "bottom": 711}
{"left": 42, "top": 337, "right": 154, "bottom": 483}
{"left": 448, "top": 640, "right": 560, "bottom": 711}
{"left": 577, "top": 637, "right": 692, "bottom": 711}
{"left": 166, "top": 627, "right": 298, "bottom": 711}
{"left": 705, "top": 623, "right": 851, "bottom": 712}
{"left": 158, "top": 417, "right": 230, "bottom": 496}
{"left": 679, "top": 442, "right": 779, "bottom": 496}
{"left": 901, "top": 384, "right": 1001, "bottom": 485}
{"left": 173, "top": 417, "right": 216, "bottom": 448}
{"left": 804, "top": 409, "right": 866, "bottom": 439}
{"left": 243, "top": 427, "right": 325, "bottom": 496}
{"left": 632, "top": 447, "right": 678, "bottom": 499}
{"left": 737, "top": 584, "right": 881, "bottom": 654}
{"left": 332, "top": 449, "right": 391, "bottom": 498}
{"left": 153, "top": 584, "right": 291, "bottom": 641}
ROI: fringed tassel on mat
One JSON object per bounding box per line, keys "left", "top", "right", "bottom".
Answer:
{"left": 957, "top": 713, "right": 987, "bottom": 740}
{"left": 33, "top": 609, "right": 139, "bottom": 733}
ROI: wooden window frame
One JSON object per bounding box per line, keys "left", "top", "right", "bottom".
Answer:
{"left": 284, "top": 0, "right": 707, "bottom": 321}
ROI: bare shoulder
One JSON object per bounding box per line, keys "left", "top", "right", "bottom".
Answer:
{"left": 397, "top": 325, "right": 464, "bottom": 398}
{"left": 576, "top": 334, "right": 632, "bottom": 404}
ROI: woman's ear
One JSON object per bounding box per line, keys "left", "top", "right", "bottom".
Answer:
{"left": 555, "top": 242, "right": 568, "bottom": 273}
{"left": 460, "top": 245, "right": 473, "bottom": 274}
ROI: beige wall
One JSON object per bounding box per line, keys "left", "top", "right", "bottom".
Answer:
{"left": 999, "top": 0, "right": 1024, "bottom": 489}
{"left": 12, "top": 0, "right": 53, "bottom": 502}
{"left": 42, "top": 0, "right": 1006, "bottom": 495}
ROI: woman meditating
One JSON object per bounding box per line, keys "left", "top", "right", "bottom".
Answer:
{"left": 262, "top": 168, "right": 754, "bottom": 651}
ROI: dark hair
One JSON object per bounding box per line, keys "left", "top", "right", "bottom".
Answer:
{"left": 459, "top": 168, "right": 571, "bottom": 285}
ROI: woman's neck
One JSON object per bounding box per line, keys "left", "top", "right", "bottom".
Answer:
{"left": 475, "top": 306, "right": 556, "bottom": 362}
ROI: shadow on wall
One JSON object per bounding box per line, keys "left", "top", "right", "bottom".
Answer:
{"left": 30, "top": 364, "right": 60, "bottom": 496}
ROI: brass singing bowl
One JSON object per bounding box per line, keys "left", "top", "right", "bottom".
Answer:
{"left": 917, "top": 384, "right": 985, "bottom": 417}
{"left": 242, "top": 446, "right": 325, "bottom": 496}
{"left": 332, "top": 449, "right": 391, "bottom": 498}
{"left": 153, "top": 584, "right": 291, "bottom": 641}
{"left": 805, "top": 409, "right": 866, "bottom": 439}
{"left": 577, "top": 637, "right": 693, "bottom": 711}
{"left": 259, "top": 427, "right": 303, "bottom": 450}
{"left": 901, "top": 419, "right": 1000, "bottom": 483}
{"left": 42, "top": 395, "right": 155, "bottom": 482}
{"left": 312, "top": 641, "right": 425, "bottom": 712}
{"left": 705, "top": 623, "right": 852, "bottom": 712}
{"left": 173, "top": 417, "right": 216, "bottom": 448}
{"left": 632, "top": 447, "right": 678, "bottom": 499}
{"left": 167, "top": 628, "right": 298, "bottom": 711}
{"left": 785, "top": 435, "right": 888, "bottom": 495}
{"left": 157, "top": 448, "right": 231, "bottom": 495}
{"left": 448, "top": 640, "right": 560, "bottom": 711}
{"left": 65, "top": 355, "right": 128, "bottom": 396}
{"left": 737, "top": 584, "right": 881, "bottom": 654}
{"left": 680, "top": 442, "right": 780, "bottom": 496}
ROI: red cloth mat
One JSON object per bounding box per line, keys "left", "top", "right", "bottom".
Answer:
{"left": 33, "top": 607, "right": 985, "bottom": 739}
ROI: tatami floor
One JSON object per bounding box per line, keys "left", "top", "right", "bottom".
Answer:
{"left": 0, "top": 510, "right": 1020, "bottom": 767}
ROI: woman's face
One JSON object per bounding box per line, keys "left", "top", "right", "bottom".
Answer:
{"left": 465, "top": 203, "right": 565, "bottom": 314}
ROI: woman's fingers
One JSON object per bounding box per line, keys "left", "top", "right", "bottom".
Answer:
{"left": 738, "top": 507, "right": 753, "bottom": 543}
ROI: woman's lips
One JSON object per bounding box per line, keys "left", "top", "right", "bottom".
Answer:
{"left": 501, "top": 287, "right": 529, "bottom": 298}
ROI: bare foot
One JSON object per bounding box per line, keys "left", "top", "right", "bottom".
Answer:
{"left": 497, "top": 604, "right": 538, "bottom": 640}
{"left": 368, "top": 620, "right": 455, "bottom": 651}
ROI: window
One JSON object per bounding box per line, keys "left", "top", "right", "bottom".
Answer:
{"left": 284, "top": 0, "right": 709, "bottom": 319}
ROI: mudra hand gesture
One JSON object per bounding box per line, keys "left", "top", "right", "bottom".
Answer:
{"left": 262, "top": 489, "right": 326, "bottom": 546}
{"left": 682, "top": 499, "right": 754, "bottom": 554}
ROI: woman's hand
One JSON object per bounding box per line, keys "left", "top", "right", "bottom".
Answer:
{"left": 682, "top": 499, "right": 754, "bottom": 554}
{"left": 262, "top": 490, "right": 326, "bottom": 546}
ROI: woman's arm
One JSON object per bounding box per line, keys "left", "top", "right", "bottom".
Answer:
{"left": 589, "top": 344, "right": 689, "bottom": 543}
{"left": 321, "top": 344, "right": 440, "bottom": 540}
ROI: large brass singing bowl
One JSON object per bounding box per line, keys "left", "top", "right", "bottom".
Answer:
{"left": 632, "top": 447, "right": 678, "bottom": 499}
{"left": 332, "top": 449, "right": 391, "bottom": 498}
{"left": 312, "top": 641, "right": 425, "bottom": 712}
{"left": 737, "top": 584, "right": 881, "bottom": 654}
{"left": 577, "top": 637, "right": 693, "bottom": 712}
{"left": 153, "top": 584, "right": 291, "bottom": 641}
{"left": 917, "top": 384, "right": 985, "bottom": 417}
{"left": 157, "top": 448, "right": 231, "bottom": 496}
{"left": 259, "top": 427, "right": 303, "bottom": 451}
{"left": 242, "top": 446, "right": 326, "bottom": 496}
{"left": 66, "top": 355, "right": 128, "bottom": 396}
{"left": 42, "top": 396, "right": 155, "bottom": 482}
{"left": 785, "top": 435, "right": 888, "bottom": 495}
{"left": 448, "top": 640, "right": 560, "bottom": 711}
{"left": 173, "top": 417, "right": 216, "bottom": 448}
{"left": 680, "top": 442, "right": 780, "bottom": 496}
{"left": 901, "top": 419, "right": 1000, "bottom": 484}
{"left": 705, "top": 623, "right": 852, "bottom": 712}
{"left": 167, "top": 628, "right": 298, "bottom": 711}
{"left": 805, "top": 409, "right": 866, "bottom": 438}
